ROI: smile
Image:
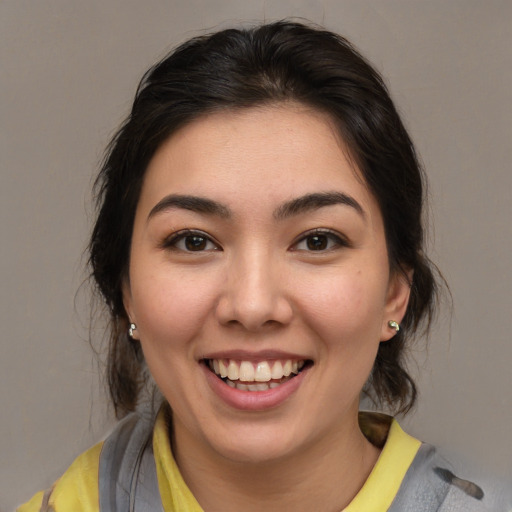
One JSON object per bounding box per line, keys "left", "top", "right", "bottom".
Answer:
{"left": 206, "top": 359, "right": 308, "bottom": 392}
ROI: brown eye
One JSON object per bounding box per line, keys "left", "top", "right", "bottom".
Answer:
{"left": 185, "top": 235, "right": 208, "bottom": 251}
{"left": 292, "top": 229, "right": 348, "bottom": 252}
{"left": 164, "top": 230, "right": 220, "bottom": 252}
{"left": 306, "top": 234, "right": 329, "bottom": 251}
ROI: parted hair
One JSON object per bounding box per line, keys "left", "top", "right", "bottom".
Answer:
{"left": 89, "top": 20, "right": 439, "bottom": 418}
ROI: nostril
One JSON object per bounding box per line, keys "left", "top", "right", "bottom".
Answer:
{"left": 214, "top": 279, "right": 293, "bottom": 330}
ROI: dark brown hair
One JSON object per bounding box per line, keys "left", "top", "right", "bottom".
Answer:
{"left": 89, "top": 20, "right": 439, "bottom": 418}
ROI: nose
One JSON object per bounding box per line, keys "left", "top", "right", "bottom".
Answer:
{"left": 215, "top": 249, "right": 293, "bottom": 332}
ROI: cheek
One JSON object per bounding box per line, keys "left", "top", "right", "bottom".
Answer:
{"left": 130, "top": 267, "right": 220, "bottom": 346}
{"left": 298, "top": 267, "right": 386, "bottom": 337}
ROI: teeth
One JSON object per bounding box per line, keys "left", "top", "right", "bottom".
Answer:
{"left": 271, "top": 361, "right": 283, "bottom": 380}
{"left": 219, "top": 360, "right": 228, "bottom": 378}
{"left": 231, "top": 382, "right": 280, "bottom": 392}
{"left": 239, "top": 361, "right": 254, "bottom": 381}
{"left": 227, "top": 360, "right": 239, "bottom": 380}
{"left": 208, "top": 358, "right": 306, "bottom": 385}
{"left": 255, "top": 361, "right": 271, "bottom": 382}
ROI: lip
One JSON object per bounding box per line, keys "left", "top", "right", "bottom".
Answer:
{"left": 201, "top": 360, "right": 311, "bottom": 411}
{"left": 200, "top": 349, "right": 310, "bottom": 361}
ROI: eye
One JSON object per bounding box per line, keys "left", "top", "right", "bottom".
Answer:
{"left": 292, "top": 229, "right": 348, "bottom": 252}
{"left": 164, "top": 230, "right": 220, "bottom": 252}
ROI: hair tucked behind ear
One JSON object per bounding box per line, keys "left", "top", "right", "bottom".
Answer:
{"left": 89, "top": 20, "right": 443, "bottom": 418}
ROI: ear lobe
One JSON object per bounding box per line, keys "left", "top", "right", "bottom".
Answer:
{"left": 122, "top": 278, "right": 139, "bottom": 340}
{"left": 381, "top": 269, "right": 413, "bottom": 342}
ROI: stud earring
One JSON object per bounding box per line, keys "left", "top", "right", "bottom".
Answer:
{"left": 388, "top": 320, "right": 400, "bottom": 332}
{"left": 128, "top": 323, "right": 137, "bottom": 339}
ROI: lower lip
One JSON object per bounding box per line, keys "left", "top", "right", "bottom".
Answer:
{"left": 202, "top": 363, "right": 309, "bottom": 411}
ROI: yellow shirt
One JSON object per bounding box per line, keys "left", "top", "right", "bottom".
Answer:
{"left": 18, "top": 411, "right": 421, "bottom": 512}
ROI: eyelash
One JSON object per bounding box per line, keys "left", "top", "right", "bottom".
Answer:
{"left": 291, "top": 229, "right": 350, "bottom": 252}
{"left": 161, "top": 230, "right": 220, "bottom": 252}
{"left": 161, "top": 228, "right": 349, "bottom": 253}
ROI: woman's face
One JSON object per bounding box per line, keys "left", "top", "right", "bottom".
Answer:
{"left": 124, "top": 105, "right": 410, "bottom": 464}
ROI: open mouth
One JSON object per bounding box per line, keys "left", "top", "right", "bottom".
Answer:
{"left": 204, "top": 358, "right": 312, "bottom": 391}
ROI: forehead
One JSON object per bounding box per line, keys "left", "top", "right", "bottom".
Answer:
{"left": 139, "top": 105, "right": 377, "bottom": 218}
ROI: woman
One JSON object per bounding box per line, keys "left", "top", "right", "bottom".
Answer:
{"left": 19, "top": 20, "right": 499, "bottom": 511}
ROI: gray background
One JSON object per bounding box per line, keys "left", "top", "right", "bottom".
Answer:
{"left": 2, "top": 1, "right": 511, "bottom": 510}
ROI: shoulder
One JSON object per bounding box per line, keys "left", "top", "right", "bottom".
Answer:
{"left": 17, "top": 441, "right": 103, "bottom": 512}
{"left": 357, "top": 412, "right": 509, "bottom": 512}
{"left": 392, "top": 442, "right": 508, "bottom": 511}
{"left": 18, "top": 410, "right": 164, "bottom": 512}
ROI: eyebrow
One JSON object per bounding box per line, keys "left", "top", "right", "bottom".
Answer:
{"left": 148, "top": 194, "right": 232, "bottom": 220}
{"left": 147, "top": 191, "right": 365, "bottom": 222}
{"left": 274, "top": 191, "right": 365, "bottom": 220}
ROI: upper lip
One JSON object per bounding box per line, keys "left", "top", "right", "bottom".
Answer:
{"left": 200, "top": 349, "right": 311, "bottom": 362}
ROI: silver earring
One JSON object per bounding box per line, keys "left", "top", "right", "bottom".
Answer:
{"left": 128, "top": 323, "right": 137, "bottom": 338}
{"left": 388, "top": 320, "right": 400, "bottom": 332}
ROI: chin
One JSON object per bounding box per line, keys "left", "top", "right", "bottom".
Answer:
{"left": 202, "top": 419, "right": 313, "bottom": 466}
{"left": 216, "top": 438, "right": 297, "bottom": 465}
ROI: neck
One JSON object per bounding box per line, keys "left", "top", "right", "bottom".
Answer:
{"left": 172, "top": 414, "right": 381, "bottom": 512}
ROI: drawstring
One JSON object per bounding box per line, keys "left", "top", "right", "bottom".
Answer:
{"left": 39, "top": 484, "right": 56, "bottom": 512}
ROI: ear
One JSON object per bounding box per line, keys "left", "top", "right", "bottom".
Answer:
{"left": 122, "top": 276, "right": 139, "bottom": 340}
{"left": 380, "top": 269, "right": 413, "bottom": 342}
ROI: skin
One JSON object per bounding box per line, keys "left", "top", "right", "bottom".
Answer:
{"left": 123, "top": 104, "right": 411, "bottom": 511}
